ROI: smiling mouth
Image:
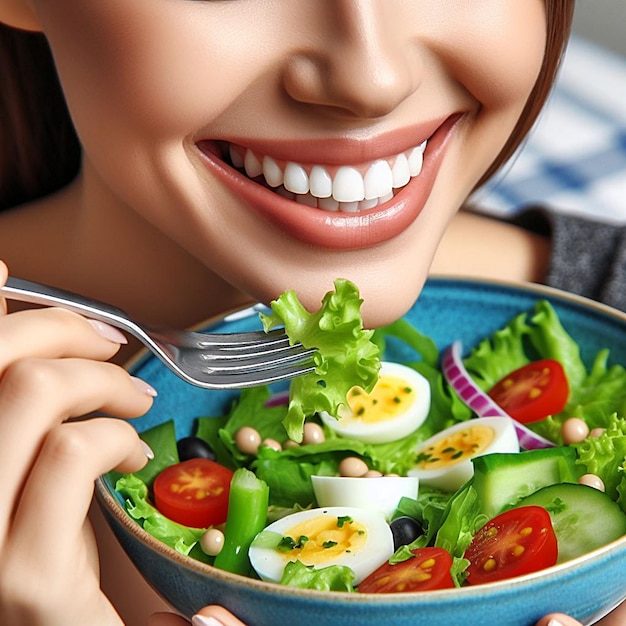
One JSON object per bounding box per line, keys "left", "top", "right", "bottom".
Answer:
{"left": 196, "top": 115, "right": 460, "bottom": 249}
{"left": 214, "top": 139, "right": 428, "bottom": 213}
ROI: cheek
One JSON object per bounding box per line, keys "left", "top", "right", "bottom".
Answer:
{"left": 441, "top": 0, "right": 547, "bottom": 109}
{"left": 36, "top": 1, "right": 278, "bottom": 146}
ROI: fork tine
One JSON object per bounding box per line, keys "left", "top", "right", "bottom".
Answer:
{"left": 206, "top": 358, "right": 317, "bottom": 387}
{"left": 200, "top": 340, "right": 311, "bottom": 361}
{"left": 201, "top": 345, "right": 317, "bottom": 374}
{"left": 193, "top": 328, "right": 290, "bottom": 348}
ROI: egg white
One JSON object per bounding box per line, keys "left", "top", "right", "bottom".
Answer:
{"left": 311, "top": 475, "right": 419, "bottom": 520}
{"left": 320, "top": 361, "right": 431, "bottom": 444}
{"left": 249, "top": 506, "right": 394, "bottom": 585}
{"left": 408, "top": 417, "right": 519, "bottom": 491}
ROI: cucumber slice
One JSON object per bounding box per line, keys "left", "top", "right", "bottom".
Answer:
{"left": 472, "top": 447, "right": 579, "bottom": 519}
{"left": 518, "top": 482, "right": 626, "bottom": 563}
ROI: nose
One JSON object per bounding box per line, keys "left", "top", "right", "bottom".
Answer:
{"left": 282, "top": 1, "right": 422, "bottom": 120}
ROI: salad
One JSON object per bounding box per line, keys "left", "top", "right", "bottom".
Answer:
{"left": 110, "top": 280, "right": 626, "bottom": 593}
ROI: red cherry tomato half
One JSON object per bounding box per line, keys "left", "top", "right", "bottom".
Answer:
{"left": 358, "top": 547, "right": 455, "bottom": 593}
{"left": 487, "top": 359, "right": 569, "bottom": 424}
{"left": 153, "top": 458, "right": 233, "bottom": 528}
{"left": 464, "top": 506, "right": 558, "bottom": 585}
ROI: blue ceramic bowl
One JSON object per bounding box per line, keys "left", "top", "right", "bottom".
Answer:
{"left": 96, "top": 278, "right": 626, "bottom": 626}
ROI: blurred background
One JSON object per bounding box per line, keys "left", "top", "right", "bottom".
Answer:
{"left": 476, "top": 1, "right": 626, "bottom": 223}
{"left": 573, "top": 0, "right": 626, "bottom": 57}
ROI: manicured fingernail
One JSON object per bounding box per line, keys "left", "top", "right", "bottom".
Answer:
{"left": 87, "top": 319, "right": 128, "bottom": 344}
{"left": 131, "top": 376, "right": 158, "bottom": 397}
{"left": 192, "top": 616, "right": 224, "bottom": 626}
{"left": 547, "top": 620, "right": 565, "bottom": 626}
{"left": 140, "top": 440, "right": 155, "bottom": 460}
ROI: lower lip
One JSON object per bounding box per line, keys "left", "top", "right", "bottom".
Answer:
{"left": 197, "top": 115, "right": 461, "bottom": 251}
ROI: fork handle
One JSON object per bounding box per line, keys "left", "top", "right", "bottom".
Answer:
{"left": 1, "top": 276, "right": 142, "bottom": 337}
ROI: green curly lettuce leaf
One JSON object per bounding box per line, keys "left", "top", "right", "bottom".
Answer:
{"left": 574, "top": 414, "right": 626, "bottom": 511}
{"left": 280, "top": 560, "right": 355, "bottom": 592}
{"left": 115, "top": 474, "right": 208, "bottom": 561}
{"left": 260, "top": 279, "right": 380, "bottom": 442}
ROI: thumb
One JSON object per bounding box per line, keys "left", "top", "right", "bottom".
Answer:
{"left": 191, "top": 606, "right": 247, "bottom": 626}
{"left": 535, "top": 614, "right": 582, "bottom": 626}
{"left": 0, "top": 260, "right": 8, "bottom": 315}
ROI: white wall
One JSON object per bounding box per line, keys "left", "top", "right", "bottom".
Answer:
{"left": 572, "top": 1, "right": 626, "bottom": 57}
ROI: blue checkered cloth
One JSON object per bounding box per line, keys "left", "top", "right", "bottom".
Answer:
{"left": 473, "top": 36, "right": 626, "bottom": 223}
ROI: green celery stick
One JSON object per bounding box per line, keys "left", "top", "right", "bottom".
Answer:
{"left": 213, "top": 467, "right": 269, "bottom": 575}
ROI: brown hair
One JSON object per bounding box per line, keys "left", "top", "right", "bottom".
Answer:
{"left": 0, "top": 1, "right": 574, "bottom": 211}
{"left": 477, "top": 0, "right": 575, "bottom": 187}
{"left": 0, "top": 24, "right": 80, "bottom": 211}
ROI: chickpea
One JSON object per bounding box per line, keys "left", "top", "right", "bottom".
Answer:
{"left": 261, "top": 437, "right": 282, "bottom": 451}
{"left": 235, "top": 426, "right": 262, "bottom": 455}
{"left": 339, "top": 456, "right": 369, "bottom": 477}
{"left": 302, "top": 422, "right": 325, "bottom": 445}
{"left": 362, "top": 469, "right": 383, "bottom": 478}
{"left": 200, "top": 528, "right": 225, "bottom": 556}
{"left": 561, "top": 417, "right": 589, "bottom": 445}
{"left": 578, "top": 473, "right": 605, "bottom": 492}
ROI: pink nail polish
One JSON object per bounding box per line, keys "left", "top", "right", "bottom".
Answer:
{"left": 131, "top": 376, "right": 158, "bottom": 397}
{"left": 192, "top": 616, "right": 224, "bottom": 626}
{"left": 87, "top": 319, "right": 128, "bottom": 344}
{"left": 140, "top": 440, "right": 155, "bottom": 460}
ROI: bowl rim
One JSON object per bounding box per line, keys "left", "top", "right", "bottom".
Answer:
{"left": 95, "top": 276, "right": 626, "bottom": 602}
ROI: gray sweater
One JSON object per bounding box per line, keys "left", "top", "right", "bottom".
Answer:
{"left": 512, "top": 207, "right": 626, "bottom": 312}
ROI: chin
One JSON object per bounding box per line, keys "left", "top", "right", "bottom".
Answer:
{"left": 249, "top": 263, "right": 428, "bottom": 331}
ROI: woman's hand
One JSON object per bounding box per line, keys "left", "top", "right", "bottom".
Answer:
{"left": 149, "top": 603, "right": 626, "bottom": 626}
{"left": 0, "top": 261, "right": 156, "bottom": 626}
{"left": 538, "top": 602, "right": 626, "bottom": 626}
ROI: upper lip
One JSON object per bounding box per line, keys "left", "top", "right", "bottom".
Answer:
{"left": 196, "top": 115, "right": 452, "bottom": 166}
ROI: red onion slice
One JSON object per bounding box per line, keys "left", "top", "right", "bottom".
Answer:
{"left": 441, "top": 341, "right": 555, "bottom": 450}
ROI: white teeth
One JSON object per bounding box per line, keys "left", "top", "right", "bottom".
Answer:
{"left": 318, "top": 196, "right": 339, "bottom": 211}
{"left": 276, "top": 186, "right": 295, "bottom": 201}
{"left": 392, "top": 153, "right": 410, "bottom": 188}
{"left": 295, "top": 192, "right": 318, "bottom": 207}
{"left": 234, "top": 139, "right": 427, "bottom": 213}
{"left": 333, "top": 167, "right": 365, "bottom": 203}
{"left": 339, "top": 201, "right": 360, "bottom": 213}
{"left": 364, "top": 160, "right": 393, "bottom": 200}
{"left": 284, "top": 162, "right": 309, "bottom": 194}
{"left": 309, "top": 165, "right": 332, "bottom": 198}
{"left": 407, "top": 146, "right": 424, "bottom": 176}
{"left": 359, "top": 197, "right": 380, "bottom": 210}
{"left": 262, "top": 156, "right": 283, "bottom": 188}
{"left": 244, "top": 150, "right": 262, "bottom": 178}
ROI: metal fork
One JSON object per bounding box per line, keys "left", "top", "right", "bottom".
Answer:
{"left": 0, "top": 276, "right": 316, "bottom": 389}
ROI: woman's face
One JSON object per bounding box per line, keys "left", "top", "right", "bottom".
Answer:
{"left": 32, "top": 0, "right": 546, "bottom": 325}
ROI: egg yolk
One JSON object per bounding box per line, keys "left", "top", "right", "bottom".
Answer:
{"left": 339, "top": 375, "right": 415, "bottom": 424}
{"left": 278, "top": 515, "right": 367, "bottom": 565}
{"left": 417, "top": 425, "right": 495, "bottom": 470}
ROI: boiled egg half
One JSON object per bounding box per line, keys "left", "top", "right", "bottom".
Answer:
{"left": 311, "top": 475, "right": 419, "bottom": 520}
{"left": 320, "top": 361, "right": 430, "bottom": 444}
{"left": 408, "top": 417, "right": 519, "bottom": 491}
{"left": 249, "top": 506, "right": 394, "bottom": 585}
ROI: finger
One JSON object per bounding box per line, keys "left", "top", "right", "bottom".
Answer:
{"left": 11, "top": 417, "right": 149, "bottom": 561}
{"left": 192, "top": 606, "right": 248, "bottom": 626}
{"left": 535, "top": 614, "right": 582, "bottom": 626}
{"left": 0, "top": 357, "right": 155, "bottom": 537}
{"left": 0, "top": 306, "right": 126, "bottom": 371}
{"left": 0, "top": 261, "right": 8, "bottom": 314}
